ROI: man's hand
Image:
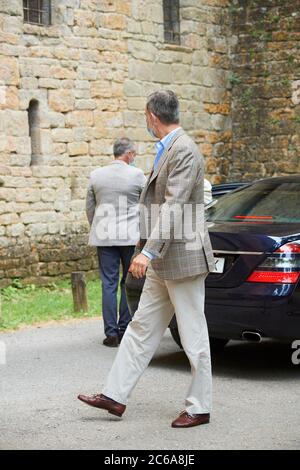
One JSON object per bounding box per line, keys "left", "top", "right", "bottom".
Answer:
{"left": 128, "top": 253, "right": 150, "bottom": 279}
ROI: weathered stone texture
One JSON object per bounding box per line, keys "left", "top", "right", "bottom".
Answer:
{"left": 228, "top": 0, "right": 300, "bottom": 182}
{"left": 1, "top": 0, "right": 298, "bottom": 284}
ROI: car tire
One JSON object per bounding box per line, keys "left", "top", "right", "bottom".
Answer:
{"left": 169, "top": 327, "right": 229, "bottom": 353}
{"left": 169, "top": 327, "right": 183, "bottom": 349}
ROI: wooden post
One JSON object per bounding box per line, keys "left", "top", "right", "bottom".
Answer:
{"left": 71, "top": 272, "right": 88, "bottom": 313}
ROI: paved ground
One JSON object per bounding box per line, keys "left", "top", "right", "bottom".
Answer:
{"left": 0, "top": 318, "right": 299, "bottom": 450}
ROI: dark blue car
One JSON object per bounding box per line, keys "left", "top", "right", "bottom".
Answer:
{"left": 126, "top": 176, "right": 300, "bottom": 352}
{"left": 203, "top": 176, "right": 300, "bottom": 346}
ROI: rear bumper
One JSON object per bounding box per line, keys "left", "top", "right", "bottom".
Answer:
{"left": 205, "top": 282, "right": 300, "bottom": 340}
{"left": 126, "top": 279, "right": 300, "bottom": 341}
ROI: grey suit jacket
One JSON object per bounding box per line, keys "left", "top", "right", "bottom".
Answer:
{"left": 137, "top": 129, "right": 215, "bottom": 280}
{"left": 86, "top": 160, "right": 146, "bottom": 246}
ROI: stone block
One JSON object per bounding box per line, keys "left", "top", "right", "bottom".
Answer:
{"left": 75, "top": 99, "right": 96, "bottom": 110}
{"left": 152, "top": 63, "right": 173, "bottom": 84}
{"left": 0, "top": 188, "right": 16, "bottom": 202}
{"left": 0, "top": 56, "right": 19, "bottom": 86}
{"left": 0, "top": 86, "right": 19, "bottom": 110}
{"left": 49, "top": 89, "right": 75, "bottom": 113}
{"left": 15, "top": 188, "right": 41, "bottom": 203}
{"left": 3, "top": 110, "right": 28, "bottom": 136}
{"left": 41, "top": 112, "right": 65, "bottom": 129}
{"left": 6, "top": 223, "right": 25, "bottom": 237}
{"left": 90, "top": 81, "right": 112, "bottom": 98}
{"left": 39, "top": 78, "right": 61, "bottom": 89}
{"left": 89, "top": 140, "right": 113, "bottom": 156}
{"left": 21, "top": 211, "right": 56, "bottom": 224}
{"left": 0, "top": 0, "right": 23, "bottom": 15}
{"left": 123, "top": 110, "right": 144, "bottom": 127}
{"left": 171, "top": 64, "right": 191, "bottom": 84}
{"left": 52, "top": 128, "right": 74, "bottom": 143}
{"left": 41, "top": 189, "right": 56, "bottom": 202}
{"left": 65, "top": 110, "right": 94, "bottom": 127}
{"left": 25, "top": 223, "right": 48, "bottom": 237}
{"left": 73, "top": 127, "right": 93, "bottom": 142}
{"left": 0, "top": 213, "right": 19, "bottom": 225}
{"left": 103, "top": 14, "right": 126, "bottom": 30}
{"left": 128, "top": 60, "right": 153, "bottom": 81}
{"left": 68, "top": 142, "right": 89, "bottom": 156}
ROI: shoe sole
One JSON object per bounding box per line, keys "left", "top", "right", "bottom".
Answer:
{"left": 171, "top": 418, "right": 210, "bottom": 428}
{"left": 108, "top": 410, "right": 123, "bottom": 418}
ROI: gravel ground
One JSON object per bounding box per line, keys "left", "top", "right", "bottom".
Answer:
{"left": 0, "top": 318, "right": 299, "bottom": 450}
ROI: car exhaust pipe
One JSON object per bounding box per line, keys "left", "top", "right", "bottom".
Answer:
{"left": 242, "top": 331, "right": 262, "bottom": 342}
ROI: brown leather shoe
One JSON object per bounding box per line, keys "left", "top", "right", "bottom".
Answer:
{"left": 103, "top": 336, "right": 119, "bottom": 347}
{"left": 77, "top": 393, "right": 126, "bottom": 417}
{"left": 171, "top": 411, "right": 210, "bottom": 428}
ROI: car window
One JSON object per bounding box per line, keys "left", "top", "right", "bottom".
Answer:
{"left": 206, "top": 182, "right": 300, "bottom": 223}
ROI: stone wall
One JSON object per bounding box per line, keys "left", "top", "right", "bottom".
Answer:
{"left": 0, "top": 0, "right": 231, "bottom": 286}
{"left": 0, "top": 0, "right": 131, "bottom": 286}
{"left": 125, "top": 0, "right": 232, "bottom": 181}
{"left": 228, "top": 0, "right": 300, "bottom": 181}
{"left": 2, "top": 0, "right": 298, "bottom": 286}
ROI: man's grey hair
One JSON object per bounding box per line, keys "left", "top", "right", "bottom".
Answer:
{"left": 113, "top": 137, "right": 135, "bottom": 158}
{"left": 146, "top": 89, "right": 180, "bottom": 125}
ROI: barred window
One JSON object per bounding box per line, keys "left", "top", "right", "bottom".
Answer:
{"left": 23, "top": 0, "right": 51, "bottom": 26}
{"left": 163, "top": 0, "right": 180, "bottom": 45}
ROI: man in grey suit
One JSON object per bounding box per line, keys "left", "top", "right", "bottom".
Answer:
{"left": 86, "top": 137, "right": 146, "bottom": 347}
{"left": 79, "top": 90, "right": 215, "bottom": 428}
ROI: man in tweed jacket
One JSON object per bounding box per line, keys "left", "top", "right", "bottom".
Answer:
{"left": 78, "top": 90, "right": 215, "bottom": 428}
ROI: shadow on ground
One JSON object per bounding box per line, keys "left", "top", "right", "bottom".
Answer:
{"left": 150, "top": 339, "right": 300, "bottom": 381}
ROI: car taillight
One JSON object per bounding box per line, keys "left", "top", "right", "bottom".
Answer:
{"left": 247, "top": 241, "right": 300, "bottom": 284}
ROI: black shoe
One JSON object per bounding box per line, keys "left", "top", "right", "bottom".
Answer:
{"left": 103, "top": 336, "right": 119, "bottom": 347}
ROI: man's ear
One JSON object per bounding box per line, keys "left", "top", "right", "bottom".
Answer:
{"left": 149, "top": 111, "right": 157, "bottom": 123}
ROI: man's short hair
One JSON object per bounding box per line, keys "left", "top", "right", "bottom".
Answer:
{"left": 146, "top": 90, "right": 180, "bottom": 125}
{"left": 113, "top": 137, "right": 135, "bottom": 158}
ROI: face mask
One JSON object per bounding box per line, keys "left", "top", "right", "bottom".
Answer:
{"left": 147, "top": 126, "right": 158, "bottom": 139}
{"left": 128, "top": 151, "right": 136, "bottom": 166}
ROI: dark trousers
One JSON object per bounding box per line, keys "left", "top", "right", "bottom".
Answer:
{"left": 97, "top": 246, "right": 134, "bottom": 338}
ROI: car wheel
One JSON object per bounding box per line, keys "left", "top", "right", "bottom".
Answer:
{"left": 169, "top": 327, "right": 229, "bottom": 353}
{"left": 169, "top": 327, "right": 183, "bottom": 349}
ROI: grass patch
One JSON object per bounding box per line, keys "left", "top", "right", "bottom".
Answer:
{"left": 0, "top": 278, "right": 103, "bottom": 331}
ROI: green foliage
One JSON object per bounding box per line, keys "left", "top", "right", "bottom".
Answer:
{"left": 0, "top": 278, "right": 103, "bottom": 331}
{"left": 293, "top": 115, "right": 300, "bottom": 124}
{"left": 250, "top": 28, "right": 272, "bottom": 42}
{"left": 269, "top": 117, "right": 281, "bottom": 125}
{"left": 229, "top": 72, "right": 242, "bottom": 86}
{"left": 288, "top": 144, "right": 297, "bottom": 152}
{"left": 242, "top": 88, "right": 254, "bottom": 106}
{"left": 249, "top": 48, "right": 255, "bottom": 61}
{"left": 285, "top": 17, "right": 294, "bottom": 32}
{"left": 280, "top": 78, "right": 290, "bottom": 87}
{"left": 263, "top": 69, "right": 271, "bottom": 78}
{"left": 270, "top": 15, "right": 280, "bottom": 24}
{"left": 228, "top": 2, "right": 240, "bottom": 15}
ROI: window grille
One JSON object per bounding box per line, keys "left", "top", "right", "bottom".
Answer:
{"left": 23, "top": 0, "right": 51, "bottom": 26}
{"left": 163, "top": 0, "right": 180, "bottom": 45}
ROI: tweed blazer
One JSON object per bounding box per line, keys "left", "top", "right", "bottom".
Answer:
{"left": 137, "top": 129, "right": 215, "bottom": 280}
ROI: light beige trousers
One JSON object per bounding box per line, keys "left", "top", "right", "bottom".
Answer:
{"left": 102, "top": 265, "right": 212, "bottom": 414}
